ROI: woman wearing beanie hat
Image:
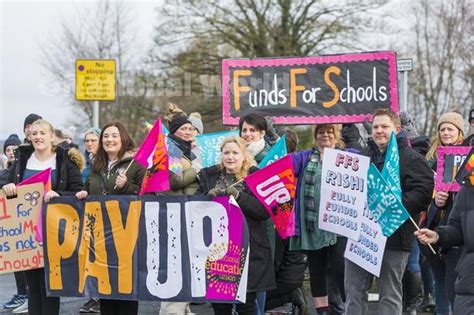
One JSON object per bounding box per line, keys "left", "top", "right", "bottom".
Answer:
{"left": 160, "top": 113, "right": 201, "bottom": 315}
{"left": 421, "top": 111, "right": 466, "bottom": 314}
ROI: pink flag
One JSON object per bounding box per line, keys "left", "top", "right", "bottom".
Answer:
{"left": 18, "top": 168, "right": 52, "bottom": 242}
{"left": 134, "top": 118, "right": 170, "bottom": 194}
{"left": 245, "top": 155, "right": 296, "bottom": 239}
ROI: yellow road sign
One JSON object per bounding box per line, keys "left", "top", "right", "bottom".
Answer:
{"left": 76, "top": 59, "right": 116, "bottom": 101}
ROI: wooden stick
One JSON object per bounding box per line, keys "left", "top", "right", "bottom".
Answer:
{"left": 408, "top": 215, "right": 437, "bottom": 255}
{"left": 227, "top": 178, "right": 244, "bottom": 188}
{"left": 113, "top": 160, "right": 134, "bottom": 190}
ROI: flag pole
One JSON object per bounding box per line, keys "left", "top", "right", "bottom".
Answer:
{"left": 227, "top": 178, "right": 244, "bottom": 188}
{"left": 408, "top": 214, "right": 437, "bottom": 255}
{"left": 113, "top": 159, "right": 134, "bottom": 190}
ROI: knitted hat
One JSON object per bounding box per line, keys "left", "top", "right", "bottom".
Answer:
{"left": 437, "top": 112, "right": 465, "bottom": 135}
{"left": 469, "top": 109, "right": 474, "bottom": 124}
{"left": 3, "top": 134, "right": 21, "bottom": 153}
{"left": 84, "top": 127, "right": 102, "bottom": 140}
{"left": 169, "top": 115, "right": 192, "bottom": 134}
{"left": 188, "top": 112, "right": 204, "bottom": 134}
{"left": 23, "top": 113, "right": 42, "bottom": 130}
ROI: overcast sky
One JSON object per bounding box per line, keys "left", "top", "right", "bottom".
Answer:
{"left": 0, "top": 0, "right": 156, "bottom": 140}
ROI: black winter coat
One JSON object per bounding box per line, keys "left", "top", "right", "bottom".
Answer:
{"left": 196, "top": 165, "right": 276, "bottom": 292}
{"left": 7, "top": 144, "right": 83, "bottom": 195}
{"left": 361, "top": 131, "right": 434, "bottom": 251}
{"left": 436, "top": 186, "right": 474, "bottom": 309}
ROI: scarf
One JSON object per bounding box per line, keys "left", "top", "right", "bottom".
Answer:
{"left": 247, "top": 137, "right": 266, "bottom": 158}
{"left": 303, "top": 148, "right": 321, "bottom": 231}
{"left": 168, "top": 134, "right": 195, "bottom": 161}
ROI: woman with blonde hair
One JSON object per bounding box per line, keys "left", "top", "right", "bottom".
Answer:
{"left": 421, "top": 111, "right": 466, "bottom": 314}
{"left": 197, "top": 136, "right": 275, "bottom": 314}
{"left": 2, "top": 119, "right": 84, "bottom": 315}
{"left": 289, "top": 124, "right": 345, "bottom": 315}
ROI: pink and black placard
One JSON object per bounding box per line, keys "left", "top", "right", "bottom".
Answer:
{"left": 222, "top": 51, "right": 399, "bottom": 125}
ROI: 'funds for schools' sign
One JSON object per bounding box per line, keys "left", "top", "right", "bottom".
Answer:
{"left": 222, "top": 51, "right": 399, "bottom": 125}
{"left": 76, "top": 59, "right": 116, "bottom": 101}
{"left": 44, "top": 195, "right": 249, "bottom": 303}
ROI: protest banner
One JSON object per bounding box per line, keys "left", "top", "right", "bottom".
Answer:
{"left": 44, "top": 195, "right": 249, "bottom": 303}
{"left": 245, "top": 155, "right": 296, "bottom": 239}
{"left": 257, "top": 135, "right": 287, "bottom": 168}
{"left": 436, "top": 146, "right": 471, "bottom": 192}
{"left": 195, "top": 130, "right": 240, "bottom": 167}
{"left": 17, "top": 168, "right": 52, "bottom": 242}
{"left": 318, "top": 148, "right": 369, "bottom": 241}
{"left": 455, "top": 147, "right": 474, "bottom": 186}
{"left": 344, "top": 204, "right": 387, "bottom": 277}
{"left": 134, "top": 118, "right": 170, "bottom": 194}
{"left": 0, "top": 183, "right": 44, "bottom": 274}
{"left": 222, "top": 51, "right": 399, "bottom": 125}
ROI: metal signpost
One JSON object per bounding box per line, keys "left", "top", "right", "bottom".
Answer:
{"left": 397, "top": 58, "right": 413, "bottom": 113}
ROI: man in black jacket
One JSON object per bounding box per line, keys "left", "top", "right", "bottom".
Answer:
{"left": 344, "top": 109, "right": 434, "bottom": 314}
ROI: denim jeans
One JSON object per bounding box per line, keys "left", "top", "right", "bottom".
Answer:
{"left": 406, "top": 241, "right": 420, "bottom": 273}
{"left": 428, "top": 257, "right": 451, "bottom": 314}
{"left": 344, "top": 249, "right": 409, "bottom": 315}
{"left": 444, "top": 247, "right": 462, "bottom": 309}
{"left": 255, "top": 291, "right": 266, "bottom": 315}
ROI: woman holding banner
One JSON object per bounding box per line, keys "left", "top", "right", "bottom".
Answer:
{"left": 75, "top": 121, "right": 145, "bottom": 315}
{"left": 2, "top": 119, "right": 84, "bottom": 315}
{"left": 421, "top": 111, "right": 467, "bottom": 314}
{"left": 197, "top": 136, "right": 275, "bottom": 315}
{"left": 288, "top": 124, "right": 346, "bottom": 315}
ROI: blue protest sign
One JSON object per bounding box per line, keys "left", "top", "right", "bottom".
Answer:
{"left": 195, "top": 130, "right": 240, "bottom": 167}
{"left": 257, "top": 135, "right": 287, "bottom": 168}
{"left": 367, "top": 163, "right": 409, "bottom": 237}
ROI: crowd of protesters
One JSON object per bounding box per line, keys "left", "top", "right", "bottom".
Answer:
{"left": 1, "top": 106, "right": 473, "bottom": 315}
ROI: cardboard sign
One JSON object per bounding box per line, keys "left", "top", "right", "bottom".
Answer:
{"left": 436, "top": 146, "right": 471, "bottom": 192}
{"left": 44, "top": 195, "right": 249, "bottom": 303}
{"left": 222, "top": 51, "right": 398, "bottom": 125}
{"left": 0, "top": 183, "right": 44, "bottom": 274}
{"left": 318, "top": 149, "right": 370, "bottom": 241}
{"left": 344, "top": 205, "right": 387, "bottom": 277}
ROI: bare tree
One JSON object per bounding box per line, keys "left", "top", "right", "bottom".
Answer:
{"left": 148, "top": 0, "right": 387, "bottom": 131}
{"left": 40, "top": 0, "right": 160, "bottom": 139}
{"left": 408, "top": 0, "right": 473, "bottom": 136}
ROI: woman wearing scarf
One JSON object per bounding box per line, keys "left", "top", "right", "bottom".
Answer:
{"left": 288, "top": 124, "right": 346, "bottom": 315}
{"left": 159, "top": 113, "right": 201, "bottom": 314}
